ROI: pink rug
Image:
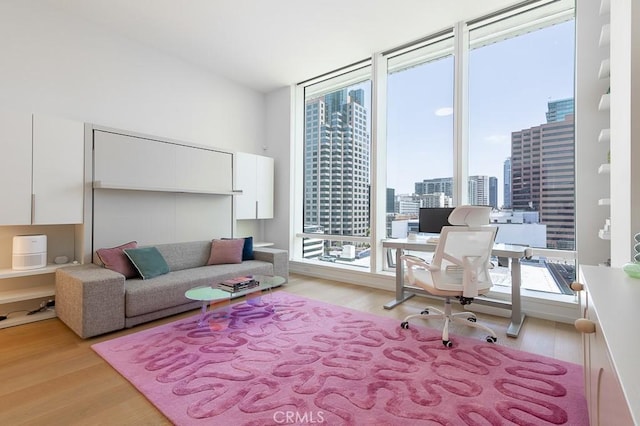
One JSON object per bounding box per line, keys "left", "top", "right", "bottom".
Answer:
{"left": 92, "top": 291, "right": 588, "bottom": 425}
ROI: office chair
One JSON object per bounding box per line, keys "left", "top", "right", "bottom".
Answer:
{"left": 400, "top": 205, "right": 498, "bottom": 347}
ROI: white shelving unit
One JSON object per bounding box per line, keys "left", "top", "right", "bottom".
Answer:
{"left": 0, "top": 265, "right": 62, "bottom": 329}
{"left": 597, "top": 0, "right": 611, "bottom": 246}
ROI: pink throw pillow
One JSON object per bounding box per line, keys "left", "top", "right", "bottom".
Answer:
{"left": 207, "top": 239, "right": 244, "bottom": 265}
{"left": 96, "top": 241, "right": 139, "bottom": 278}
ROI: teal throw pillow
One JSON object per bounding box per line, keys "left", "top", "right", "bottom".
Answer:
{"left": 123, "top": 247, "right": 170, "bottom": 280}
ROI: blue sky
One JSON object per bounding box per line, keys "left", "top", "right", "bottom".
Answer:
{"left": 385, "top": 20, "right": 575, "bottom": 204}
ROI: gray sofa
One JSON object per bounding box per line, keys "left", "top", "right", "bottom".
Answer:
{"left": 55, "top": 240, "right": 288, "bottom": 338}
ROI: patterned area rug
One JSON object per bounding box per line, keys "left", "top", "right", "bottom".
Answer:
{"left": 92, "top": 291, "right": 588, "bottom": 425}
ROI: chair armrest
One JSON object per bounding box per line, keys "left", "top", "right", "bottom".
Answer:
{"left": 55, "top": 264, "right": 126, "bottom": 338}
{"left": 253, "top": 247, "right": 289, "bottom": 281}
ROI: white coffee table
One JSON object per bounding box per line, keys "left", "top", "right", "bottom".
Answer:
{"left": 185, "top": 275, "right": 285, "bottom": 326}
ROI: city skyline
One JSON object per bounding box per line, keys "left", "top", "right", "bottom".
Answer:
{"left": 387, "top": 19, "right": 575, "bottom": 205}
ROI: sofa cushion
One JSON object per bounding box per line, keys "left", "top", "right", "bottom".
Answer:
{"left": 123, "top": 247, "right": 170, "bottom": 280}
{"left": 207, "top": 239, "right": 244, "bottom": 265}
{"left": 96, "top": 241, "right": 138, "bottom": 278}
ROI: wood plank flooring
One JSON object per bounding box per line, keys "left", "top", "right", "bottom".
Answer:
{"left": 0, "top": 273, "right": 583, "bottom": 425}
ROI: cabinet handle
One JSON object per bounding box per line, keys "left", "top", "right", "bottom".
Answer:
{"left": 574, "top": 318, "right": 596, "bottom": 334}
{"left": 31, "top": 193, "right": 35, "bottom": 223}
{"left": 570, "top": 281, "right": 584, "bottom": 291}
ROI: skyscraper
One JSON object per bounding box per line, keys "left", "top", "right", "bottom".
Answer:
{"left": 468, "top": 175, "right": 494, "bottom": 206}
{"left": 503, "top": 158, "right": 512, "bottom": 209}
{"left": 511, "top": 102, "right": 575, "bottom": 249}
{"left": 304, "top": 89, "right": 371, "bottom": 237}
{"left": 545, "top": 98, "right": 574, "bottom": 123}
{"left": 489, "top": 176, "right": 498, "bottom": 209}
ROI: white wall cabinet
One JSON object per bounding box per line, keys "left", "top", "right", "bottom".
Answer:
{"left": 234, "top": 152, "right": 274, "bottom": 220}
{"left": 0, "top": 113, "right": 84, "bottom": 225}
{"left": 93, "top": 130, "right": 233, "bottom": 193}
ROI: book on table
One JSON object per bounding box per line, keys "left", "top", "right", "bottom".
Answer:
{"left": 217, "top": 276, "right": 260, "bottom": 292}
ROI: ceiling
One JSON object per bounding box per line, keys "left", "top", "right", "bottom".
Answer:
{"left": 44, "top": 0, "right": 521, "bottom": 93}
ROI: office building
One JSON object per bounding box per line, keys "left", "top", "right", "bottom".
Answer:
{"left": 546, "top": 98, "right": 574, "bottom": 123}
{"left": 468, "top": 175, "right": 493, "bottom": 206}
{"left": 511, "top": 106, "right": 575, "bottom": 249}
{"left": 503, "top": 158, "right": 512, "bottom": 208}
{"left": 386, "top": 188, "right": 395, "bottom": 213}
{"left": 489, "top": 176, "right": 498, "bottom": 209}
{"left": 415, "top": 177, "right": 453, "bottom": 198}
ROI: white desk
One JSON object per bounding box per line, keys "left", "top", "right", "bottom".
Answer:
{"left": 382, "top": 238, "right": 530, "bottom": 337}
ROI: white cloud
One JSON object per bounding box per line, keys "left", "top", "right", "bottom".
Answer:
{"left": 434, "top": 107, "right": 453, "bottom": 117}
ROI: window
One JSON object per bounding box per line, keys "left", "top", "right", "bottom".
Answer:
{"left": 385, "top": 32, "right": 455, "bottom": 239}
{"left": 301, "top": 64, "right": 372, "bottom": 267}
{"left": 468, "top": 1, "right": 576, "bottom": 294}
{"left": 295, "top": 0, "right": 575, "bottom": 298}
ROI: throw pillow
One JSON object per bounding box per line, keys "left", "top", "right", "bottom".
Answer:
{"left": 222, "top": 236, "right": 254, "bottom": 261}
{"left": 242, "top": 236, "right": 254, "bottom": 261}
{"left": 123, "top": 247, "right": 170, "bottom": 280}
{"left": 207, "top": 239, "right": 244, "bottom": 265}
{"left": 96, "top": 241, "right": 139, "bottom": 279}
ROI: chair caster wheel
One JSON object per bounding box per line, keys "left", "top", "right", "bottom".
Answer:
{"left": 400, "top": 321, "right": 409, "bottom": 329}
{"left": 467, "top": 316, "right": 477, "bottom": 322}
{"left": 442, "top": 340, "right": 453, "bottom": 348}
{"left": 420, "top": 309, "right": 429, "bottom": 315}
{"left": 486, "top": 336, "right": 497, "bottom": 343}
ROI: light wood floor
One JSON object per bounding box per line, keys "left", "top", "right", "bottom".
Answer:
{"left": 0, "top": 273, "right": 583, "bottom": 425}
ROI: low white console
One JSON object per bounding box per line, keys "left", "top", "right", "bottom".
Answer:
{"left": 575, "top": 265, "right": 638, "bottom": 425}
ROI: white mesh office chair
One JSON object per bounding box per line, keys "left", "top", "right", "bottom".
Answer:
{"left": 400, "top": 205, "right": 498, "bottom": 347}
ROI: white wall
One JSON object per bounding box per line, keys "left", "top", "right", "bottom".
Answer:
{"left": 0, "top": 1, "right": 265, "bottom": 153}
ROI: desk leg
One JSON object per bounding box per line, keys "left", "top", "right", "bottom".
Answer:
{"left": 384, "top": 247, "right": 415, "bottom": 309}
{"left": 506, "top": 257, "right": 526, "bottom": 337}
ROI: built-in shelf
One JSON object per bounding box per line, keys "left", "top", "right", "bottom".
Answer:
{"left": 598, "top": 163, "right": 611, "bottom": 174}
{"left": 0, "top": 264, "right": 64, "bottom": 279}
{"left": 93, "top": 181, "right": 241, "bottom": 196}
{"left": 0, "top": 309, "right": 56, "bottom": 329}
{"left": 599, "top": 94, "right": 610, "bottom": 111}
{"left": 599, "top": 23, "right": 610, "bottom": 47}
{"left": 599, "top": 229, "right": 611, "bottom": 240}
{"left": 0, "top": 284, "right": 55, "bottom": 304}
{"left": 598, "top": 128, "right": 610, "bottom": 143}
{"left": 598, "top": 59, "right": 610, "bottom": 79}
{"left": 598, "top": 198, "right": 611, "bottom": 206}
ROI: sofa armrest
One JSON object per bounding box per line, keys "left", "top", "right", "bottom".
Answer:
{"left": 253, "top": 247, "right": 289, "bottom": 281}
{"left": 55, "top": 264, "right": 126, "bottom": 338}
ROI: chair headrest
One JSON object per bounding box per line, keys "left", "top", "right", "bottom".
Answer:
{"left": 448, "top": 205, "right": 491, "bottom": 226}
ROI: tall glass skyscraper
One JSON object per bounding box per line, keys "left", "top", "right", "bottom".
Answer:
{"left": 303, "top": 89, "right": 371, "bottom": 237}
{"left": 503, "top": 157, "right": 512, "bottom": 208}
{"left": 545, "top": 98, "right": 574, "bottom": 123}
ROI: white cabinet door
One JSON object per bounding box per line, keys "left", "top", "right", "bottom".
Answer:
{"left": 176, "top": 147, "right": 232, "bottom": 193}
{"left": 0, "top": 111, "right": 32, "bottom": 225}
{"left": 32, "top": 115, "right": 84, "bottom": 224}
{"left": 94, "top": 131, "right": 176, "bottom": 189}
{"left": 256, "top": 155, "right": 274, "bottom": 219}
{"left": 234, "top": 152, "right": 274, "bottom": 220}
{"left": 235, "top": 152, "right": 258, "bottom": 220}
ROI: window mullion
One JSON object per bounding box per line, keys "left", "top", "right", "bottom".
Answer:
{"left": 453, "top": 21, "right": 470, "bottom": 206}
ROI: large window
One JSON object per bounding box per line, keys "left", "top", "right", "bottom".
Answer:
{"left": 301, "top": 65, "right": 372, "bottom": 267}
{"left": 295, "top": 0, "right": 575, "bottom": 296}
{"left": 468, "top": 2, "right": 576, "bottom": 295}
{"left": 386, "top": 33, "right": 455, "bottom": 239}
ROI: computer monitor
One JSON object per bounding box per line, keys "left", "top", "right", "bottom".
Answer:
{"left": 418, "top": 207, "right": 455, "bottom": 234}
